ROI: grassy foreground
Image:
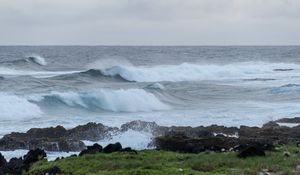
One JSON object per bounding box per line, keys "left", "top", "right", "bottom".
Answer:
{"left": 28, "top": 145, "right": 300, "bottom": 175}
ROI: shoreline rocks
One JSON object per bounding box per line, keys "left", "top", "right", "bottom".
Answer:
{"left": 0, "top": 148, "right": 46, "bottom": 174}
{"left": 0, "top": 118, "right": 299, "bottom": 153}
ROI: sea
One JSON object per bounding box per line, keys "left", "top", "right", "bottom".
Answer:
{"left": 0, "top": 46, "right": 300, "bottom": 159}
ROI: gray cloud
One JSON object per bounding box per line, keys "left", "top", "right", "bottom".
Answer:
{"left": 0, "top": 0, "right": 300, "bottom": 45}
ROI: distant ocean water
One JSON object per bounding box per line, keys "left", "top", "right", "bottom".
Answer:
{"left": 0, "top": 46, "right": 300, "bottom": 157}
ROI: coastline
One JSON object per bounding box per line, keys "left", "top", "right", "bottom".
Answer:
{"left": 0, "top": 117, "right": 299, "bottom": 174}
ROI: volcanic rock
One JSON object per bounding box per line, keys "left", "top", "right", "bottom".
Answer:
{"left": 103, "top": 142, "right": 122, "bottom": 153}
{"left": 79, "top": 143, "right": 103, "bottom": 156}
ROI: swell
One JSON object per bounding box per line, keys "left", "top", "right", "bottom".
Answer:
{"left": 270, "top": 84, "right": 300, "bottom": 94}
{"left": 50, "top": 69, "right": 133, "bottom": 82}
{"left": 0, "top": 55, "right": 47, "bottom": 68}
{"left": 100, "top": 62, "right": 300, "bottom": 82}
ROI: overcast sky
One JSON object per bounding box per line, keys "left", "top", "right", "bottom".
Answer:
{"left": 0, "top": 0, "right": 300, "bottom": 45}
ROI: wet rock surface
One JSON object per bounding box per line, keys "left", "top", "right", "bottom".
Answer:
{"left": 0, "top": 149, "right": 46, "bottom": 175}
{"left": 0, "top": 122, "right": 118, "bottom": 152}
{"left": 155, "top": 120, "right": 300, "bottom": 153}
{"left": 0, "top": 119, "right": 299, "bottom": 153}
{"left": 79, "top": 143, "right": 103, "bottom": 156}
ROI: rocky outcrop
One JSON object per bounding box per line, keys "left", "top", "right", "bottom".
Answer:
{"left": 276, "top": 117, "right": 300, "bottom": 124}
{"left": 156, "top": 133, "right": 238, "bottom": 153}
{"left": 155, "top": 120, "right": 300, "bottom": 153}
{"left": 68, "top": 123, "right": 119, "bottom": 141}
{"left": 0, "top": 119, "right": 299, "bottom": 152}
{"left": 0, "top": 132, "right": 86, "bottom": 152}
{"left": 0, "top": 149, "right": 46, "bottom": 174}
{"left": 0, "top": 122, "right": 119, "bottom": 152}
{"left": 120, "top": 120, "right": 167, "bottom": 136}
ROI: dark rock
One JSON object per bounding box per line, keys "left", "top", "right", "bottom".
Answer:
{"left": 23, "top": 148, "right": 46, "bottom": 164}
{"left": 70, "top": 154, "right": 77, "bottom": 157}
{"left": 121, "top": 120, "right": 159, "bottom": 132}
{"left": 121, "top": 147, "right": 138, "bottom": 154}
{"left": 27, "top": 126, "right": 67, "bottom": 138}
{"left": 276, "top": 117, "right": 300, "bottom": 124}
{"left": 0, "top": 153, "right": 8, "bottom": 175}
{"left": 0, "top": 153, "right": 7, "bottom": 167}
{"left": 155, "top": 133, "right": 238, "bottom": 153}
{"left": 6, "top": 157, "right": 24, "bottom": 174}
{"left": 262, "top": 121, "right": 280, "bottom": 129}
{"left": 46, "top": 166, "right": 62, "bottom": 175}
{"left": 67, "top": 122, "right": 119, "bottom": 141}
{"left": 238, "top": 145, "right": 265, "bottom": 158}
{"left": 79, "top": 143, "right": 103, "bottom": 156}
{"left": 103, "top": 142, "right": 122, "bottom": 153}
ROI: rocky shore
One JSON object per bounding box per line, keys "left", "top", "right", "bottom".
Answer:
{"left": 0, "top": 118, "right": 299, "bottom": 153}
{"left": 0, "top": 118, "right": 299, "bottom": 174}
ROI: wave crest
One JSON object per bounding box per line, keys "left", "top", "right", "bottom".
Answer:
{"left": 101, "top": 62, "right": 300, "bottom": 82}
{"left": 0, "top": 54, "right": 47, "bottom": 67}
{"left": 0, "top": 93, "right": 43, "bottom": 120}
{"left": 32, "top": 89, "right": 170, "bottom": 112}
{"left": 26, "top": 55, "right": 47, "bottom": 66}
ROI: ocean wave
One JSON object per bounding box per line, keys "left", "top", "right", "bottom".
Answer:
{"left": 30, "top": 89, "right": 170, "bottom": 112}
{"left": 0, "top": 93, "right": 43, "bottom": 120}
{"left": 26, "top": 54, "right": 47, "bottom": 66}
{"left": 0, "top": 67, "right": 81, "bottom": 78}
{"left": 100, "top": 62, "right": 300, "bottom": 82}
{"left": 0, "top": 54, "right": 47, "bottom": 67}
{"left": 270, "top": 84, "right": 300, "bottom": 94}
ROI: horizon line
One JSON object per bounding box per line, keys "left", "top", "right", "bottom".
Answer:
{"left": 0, "top": 44, "right": 300, "bottom": 47}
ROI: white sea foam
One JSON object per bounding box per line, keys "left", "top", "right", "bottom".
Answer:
{"left": 83, "top": 129, "right": 154, "bottom": 150}
{"left": 102, "top": 62, "right": 300, "bottom": 82}
{"left": 0, "top": 67, "right": 81, "bottom": 78}
{"left": 33, "top": 89, "right": 170, "bottom": 112}
{"left": 0, "top": 93, "right": 43, "bottom": 120}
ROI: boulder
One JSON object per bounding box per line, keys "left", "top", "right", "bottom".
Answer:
{"left": 79, "top": 143, "right": 103, "bottom": 156}
{"left": 46, "top": 166, "right": 62, "bottom": 175}
{"left": 103, "top": 142, "right": 122, "bottom": 153}
{"left": 238, "top": 145, "right": 266, "bottom": 158}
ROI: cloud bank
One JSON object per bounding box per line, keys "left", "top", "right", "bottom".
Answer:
{"left": 0, "top": 0, "right": 300, "bottom": 45}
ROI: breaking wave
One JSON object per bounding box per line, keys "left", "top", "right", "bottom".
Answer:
{"left": 52, "top": 69, "right": 132, "bottom": 82}
{"left": 0, "top": 54, "right": 47, "bottom": 67}
{"left": 26, "top": 55, "right": 47, "bottom": 66}
{"left": 0, "top": 93, "right": 43, "bottom": 120}
{"left": 31, "top": 89, "right": 170, "bottom": 112}
{"left": 100, "top": 62, "right": 300, "bottom": 82}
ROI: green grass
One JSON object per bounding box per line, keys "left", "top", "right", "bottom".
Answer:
{"left": 28, "top": 145, "right": 300, "bottom": 175}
